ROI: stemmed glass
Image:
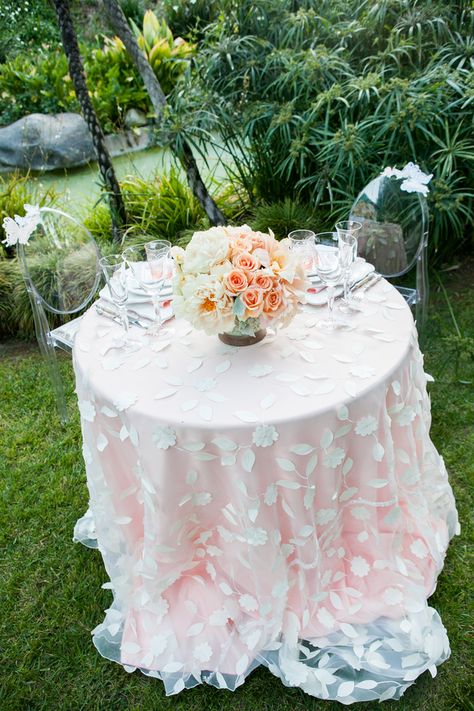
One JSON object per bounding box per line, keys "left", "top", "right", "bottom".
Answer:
{"left": 335, "top": 221, "right": 361, "bottom": 310}
{"left": 99, "top": 254, "right": 138, "bottom": 349}
{"left": 122, "top": 240, "right": 172, "bottom": 336}
{"left": 337, "top": 232, "right": 358, "bottom": 311}
{"left": 313, "top": 232, "right": 344, "bottom": 332}
{"left": 288, "top": 229, "right": 316, "bottom": 274}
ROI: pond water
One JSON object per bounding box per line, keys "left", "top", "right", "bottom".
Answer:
{"left": 25, "top": 140, "right": 232, "bottom": 217}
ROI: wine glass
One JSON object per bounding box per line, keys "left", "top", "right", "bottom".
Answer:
{"left": 337, "top": 232, "right": 358, "bottom": 311}
{"left": 122, "top": 240, "right": 172, "bottom": 336}
{"left": 99, "top": 254, "right": 137, "bottom": 349}
{"left": 335, "top": 221, "right": 362, "bottom": 312}
{"left": 313, "top": 232, "right": 344, "bottom": 332}
{"left": 288, "top": 229, "right": 316, "bottom": 275}
{"left": 335, "top": 220, "right": 362, "bottom": 239}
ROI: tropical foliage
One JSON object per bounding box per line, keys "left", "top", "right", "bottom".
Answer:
{"left": 130, "top": 9, "right": 195, "bottom": 95}
{"left": 171, "top": 0, "right": 474, "bottom": 264}
{"left": 0, "top": 10, "right": 191, "bottom": 132}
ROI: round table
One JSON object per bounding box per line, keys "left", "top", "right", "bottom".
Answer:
{"left": 73, "top": 278, "right": 459, "bottom": 704}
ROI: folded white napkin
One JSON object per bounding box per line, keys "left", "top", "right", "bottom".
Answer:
{"left": 304, "top": 258, "right": 375, "bottom": 306}
{"left": 98, "top": 267, "right": 173, "bottom": 321}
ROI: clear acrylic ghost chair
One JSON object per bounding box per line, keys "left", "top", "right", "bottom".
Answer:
{"left": 349, "top": 173, "right": 429, "bottom": 333}
{"left": 17, "top": 207, "right": 101, "bottom": 423}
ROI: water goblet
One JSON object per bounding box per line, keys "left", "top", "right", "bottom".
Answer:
{"left": 335, "top": 220, "right": 362, "bottom": 239}
{"left": 99, "top": 254, "right": 138, "bottom": 349}
{"left": 313, "top": 232, "right": 344, "bottom": 332}
{"left": 122, "top": 240, "right": 172, "bottom": 337}
{"left": 288, "top": 229, "right": 317, "bottom": 274}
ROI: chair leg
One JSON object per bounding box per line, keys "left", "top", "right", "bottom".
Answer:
{"left": 415, "top": 232, "right": 429, "bottom": 340}
{"left": 29, "top": 295, "right": 69, "bottom": 423}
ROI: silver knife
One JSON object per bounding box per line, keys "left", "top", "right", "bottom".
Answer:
{"left": 350, "top": 271, "right": 379, "bottom": 292}
{"left": 95, "top": 304, "right": 148, "bottom": 329}
{"left": 331, "top": 271, "right": 378, "bottom": 301}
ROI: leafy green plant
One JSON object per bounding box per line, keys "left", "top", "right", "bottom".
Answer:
{"left": 0, "top": 0, "right": 60, "bottom": 63}
{"left": 163, "top": 0, "right": 221, "bottom": 39}
{"left": 0, "top": 258, "right": 19, "bottom": 337}
{"left": 129, "top": 9, "right": 195, "bottom": 95}
{"left": 178, "top": 0, "right": 474, "bottom": 265}
{"left": 119, "top": 0, "right": 147, "bottom": 27}
{"left": 0, "top": 42, "right": 147, "bottom": 132}
{"left": 119, "top": 167, "right": 203, "bottom": 242}
{"left": 0, "top": 50, "right": 78, "bottom": 126}
{"left": 0, "top": 9, "right": 196, "bottom": 131}
{"left": 85, "top": 168, "right": 205, "bottom": 248}
{"left": 84, "top": 39, "right": 149, "bottom": 133}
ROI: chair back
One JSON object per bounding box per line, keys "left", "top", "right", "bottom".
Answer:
{"left": 350, "top": 174, "right": 428, "bottom": 278}
{"left": 17, "top": 207, "right": 101, "bottom": 315}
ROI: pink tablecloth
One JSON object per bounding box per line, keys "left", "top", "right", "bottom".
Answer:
{"left": 73, "top": 279, "right": 459, "bottom": 704}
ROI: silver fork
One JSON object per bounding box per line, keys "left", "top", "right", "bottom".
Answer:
{"left": 352, "top": 272, "right": 381, "bottom": 298}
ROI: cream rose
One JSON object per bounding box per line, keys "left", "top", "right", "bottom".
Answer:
{"left": 182, "top": 228, "right": 230, "bottom": 274}
{"left": 173, "top": 273, "right": 234, "bottom": 335}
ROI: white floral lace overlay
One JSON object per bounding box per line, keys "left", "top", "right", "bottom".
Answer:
{"left": 73, "top": 279, "right": 459, "bottom": 704}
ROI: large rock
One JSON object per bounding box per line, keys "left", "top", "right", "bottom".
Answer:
{"left": 0, "top": 113, "right": 95, "bottom": 171}
{"left": 0, "top": 112, "right": 153, "bottom": 172}
{"left": 124, "top": 108, "right": 148, "bottom": 128}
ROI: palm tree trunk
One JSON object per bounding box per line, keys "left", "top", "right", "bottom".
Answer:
{"left": 102, "top": 0, "right": 226, "bottom": 226}
{"left": 52, "top": 0, "right": 127, "bottom": 243}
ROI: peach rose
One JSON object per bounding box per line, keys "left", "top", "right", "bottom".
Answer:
{"left": 233, "top": 250, "right": 259, "bottom": 272}
{"left": 241, "top": 286, "right": 264, "bottom": 318}
{"left": 251, "top": 272, "right": 273, "bottom": 291}
{"left": 263, "top": 287, "right": 285, "bottom": 318}
{"left": 223, "top": 267, "right": 248, "bottom": 295}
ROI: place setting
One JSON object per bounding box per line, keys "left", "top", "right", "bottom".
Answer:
{"left": 288, "top": 221, "right": 381, "bottom": 331}
{"left": 95, "top": 238, "right": 176, "bottom": 351}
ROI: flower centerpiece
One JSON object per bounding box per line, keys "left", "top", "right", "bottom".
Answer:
{"left": 171, "top": 225, "right": 308, "bottom": 345}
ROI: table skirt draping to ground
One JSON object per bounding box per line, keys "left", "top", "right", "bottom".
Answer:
{"left": 72, "top": 287, "right": 459, "bottom": 704}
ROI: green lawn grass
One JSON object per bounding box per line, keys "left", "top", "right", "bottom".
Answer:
{"left": 1, "top": 267, "right": 473, "bottom": 711}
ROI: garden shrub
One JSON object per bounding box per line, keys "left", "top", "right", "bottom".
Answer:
{"left": 162, "top": 0, "right": 221, "bottom": 40}
{"left": 129, "top": 9, "right": 195, "bottom": 95}
{"left": 119, "top": 0, "right": 147, "bottom": 27}
{"left": 250, "top": 198, "right": 331, "bottom": 239}
{"left": 0, "top": 0, "right": 60, "bottom": 63}
{"left": 175, "top": 0, "right": 474, "bottom": 264}
{"left": 0, "top": 50, "right": 79, "bottom": 127}
{"left": 0, "top": 11, "right": 191, "bottom": 132}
